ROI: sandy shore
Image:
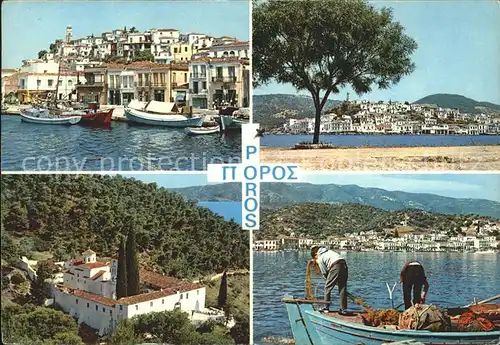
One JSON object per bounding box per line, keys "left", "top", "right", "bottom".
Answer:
{"left": 261, "top": 145, "right": 500, "bottom": 171}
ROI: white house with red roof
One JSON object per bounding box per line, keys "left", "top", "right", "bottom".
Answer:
{"left": 52, "top": 249, "right": 207, "bottom": 336}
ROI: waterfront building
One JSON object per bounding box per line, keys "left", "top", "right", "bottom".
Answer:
{"left": 52, "top": 250, "right": 207, "bottom": 336}
{"left": 16, "top": 60, "right": 85, "bottom": 103}
{"left": 76, "top": 61, "right": 189, "bottom": 105}
{"left": 189, "top": 56, "right": 249, "bottom": 109}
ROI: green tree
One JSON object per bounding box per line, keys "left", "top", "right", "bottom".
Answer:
{"left": 129, "top": 26, "right": 138, "bottom": 33}
{"left": 30, "top": 260, "right": 56, "bottom": 305}
{"left": 132, "top": 50, "right": 154, "bottom": 62}
{"left": 217, "top": 270, "right": 228, "bottom": 308}
{"left": 126, "top": 226, "right": 140, "bottom": 296}
{"left": 107, "top": 319, "right": 139, "bottom": 345}
{"left": 49, "top": 43, "right": 57, "bottom": 53}
{"left": 253, "top": 0, "right": 418, "bottom": 143}
{"left": 230, "top": 314, "right": 249, "bottom": 345}
{"left": 1, "top": 230, "right": 19, "bottom": 263}
{"left": 51, "top": 331, "right": 84, "bottom": 345}
{"left": 116, "top": 235, "right": 128, "bottom": 298}
{"left": 38, "top": 50, "right": 48, "bottom": 59}
{"left": 4, "top": 202, "right": 29, "bottom": 233}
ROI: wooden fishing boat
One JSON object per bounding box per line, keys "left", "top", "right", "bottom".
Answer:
{"left": 125, "top": 100, "right": 204, "bottom": 128}
{"left": 283, "top": 297, "right": 500, "bottom": 345}
{"left": 80, "top": 108, "right": 113, "bottom": 126}
{"left": 20, "top": 109, "right": 81, "bottom": 125}
{"left": 185, "top": 125, "right": 220, "bottom": 135}
{"left": 220, "top": 107, "right": 249, "bottom": 130}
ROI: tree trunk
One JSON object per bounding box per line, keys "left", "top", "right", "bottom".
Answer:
{"left": 313, "top": 105, "right": 322, "bottom": 144}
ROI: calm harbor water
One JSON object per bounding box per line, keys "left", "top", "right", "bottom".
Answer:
{"left": 253, "top": 251, "right": 500, "bottom": 344}
{"left": 1, "top": 115, "right": 241, "bottom": 171}
{"left": 261, "top": 134, "right": 500, "bottom": 148}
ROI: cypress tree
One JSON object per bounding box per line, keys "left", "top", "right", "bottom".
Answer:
{"left": 217, "top": 270, "right": 228, "bottom": 308}
{"left": 126, "top": 227, "right": 140, "bottom": 296}
{"left": 116, "top": 236, "right": 127, "bottom": 299}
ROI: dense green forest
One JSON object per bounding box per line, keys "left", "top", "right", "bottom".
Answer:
{"left": 1, "top": 174, "right": 249, "bottom": 279}
{"left": 256, "top": 203, "right": 497, "bottom": 240}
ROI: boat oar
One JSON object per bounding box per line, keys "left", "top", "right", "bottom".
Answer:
{"left": 464, "top": 294, "right": 500, "bottom": 307}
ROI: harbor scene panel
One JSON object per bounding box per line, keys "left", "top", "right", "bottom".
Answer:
{"left": 252, "top": 0, "right": 500, "bottom": 171}
{"left": 1, "top": 1, "right": 249, "bottom": 171}
{"left": 250, "top": 173, "right": 500, "bottom": 345}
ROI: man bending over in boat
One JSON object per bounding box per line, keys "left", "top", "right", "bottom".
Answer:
{"left": 310, "top": 245, "right": 348, "bottom": 314}
{"left": 400, "top": 261, "right": 430, "bottom": 309}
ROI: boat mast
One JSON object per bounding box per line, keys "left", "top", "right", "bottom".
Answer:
{"left": 54, "top": 58, "right": 62, "bottom": 108}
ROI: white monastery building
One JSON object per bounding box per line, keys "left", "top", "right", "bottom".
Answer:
{"left": 52, "top": 249, "right": 206, "bottom": 336}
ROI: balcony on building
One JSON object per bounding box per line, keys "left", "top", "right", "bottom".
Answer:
{"left": 211, "top": 76, "right": 237, "bottom": 83}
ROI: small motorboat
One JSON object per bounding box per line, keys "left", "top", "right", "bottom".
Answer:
{"left": 125, "top": 100, "right": 204, "bottom": 128}
{"left": 185, "top": 125, "right": 220, "bottom": 135}
{"left": 80, "top": 108, "right": 113, "bottom": 126}
{"left": 20, "top": 108, "right": 81, "bottom": 125}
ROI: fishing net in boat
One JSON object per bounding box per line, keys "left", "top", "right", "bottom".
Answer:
{"left": 305, "top": 259, "right": 319, "bottom": 300}
{"left": 398, "top": 304, "right": 451, "bottom": 331}
{"left": 457, "top": 311, "right": 496, "bottom": 332}
{"left": 351, "top": 296, "right": 401, "bottom": 327}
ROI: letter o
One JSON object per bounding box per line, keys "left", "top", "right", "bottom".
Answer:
{"left": 244, "top": 197, "right": 258, "bottom": 212}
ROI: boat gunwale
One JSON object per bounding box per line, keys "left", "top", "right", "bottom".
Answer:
{"left": 125, "top": 107, "right": 202, "bottom": 122}
{"left": 20, "top": 112, "right": 81, "bottom": 123}
{"left": 282, "top": 299, "right": 500, "bottom": 339}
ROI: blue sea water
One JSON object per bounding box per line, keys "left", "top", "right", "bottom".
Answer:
{"left": 198, "top": 201, "right": 242, "bottom": 225}
{"left": 261, "top": 134, "right": 500, "bottom": 148}
{"left": 1, "top": 115, "right": 241, "bottom": 171}
{"left": 253, "top": 251, "right": 500, "bottom": 344}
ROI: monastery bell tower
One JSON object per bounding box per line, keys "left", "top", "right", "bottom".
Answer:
{"left": 66, "top": 25, "right": 73, "bottom": 43}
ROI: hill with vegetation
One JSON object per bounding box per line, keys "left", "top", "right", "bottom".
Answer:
{"left": 413, "top": 94, "right": 500, "bottom": 114}
{"left": 253, "top": 94, "right": 342, "bottom": 127}
{"left": 1, "top": 175, "right": 249, "bottom": 279}
{"left": 256, "top": 203, "right": 497, "bottom": 240}
{"left": 172, "top": 183, "right": 500, "bottom": 219}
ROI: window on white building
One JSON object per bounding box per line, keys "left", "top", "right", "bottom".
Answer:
{"left": 162, "top": 299, "right": 164, "bottom": 304}
{"left": 150, "top": 301, "right": 153, "bottom": 307}
{"left": 59, "top": 80, "right": 62, "bottom": 86}
{"left": 48, "top": 80, "right": 54, "bottom": 87}
{"left": 186, "top": 293, "right": 189, "bottom": 299}
{"left": 76, "top": 299, "right": 78, "bottom": 304}
{"left": 119, "top": 305, "right": 123, "bottom": 310}
{"left": 95, "top": 305, "right": 98, "bottom": 311}
{"left": 135, "top": 305, "right": 138, "bottom": 310}
{"left": 180, "top": 294, "right": 183, "bottom": 300}
{"left": 68, "top": 80, "right": 73, "bottom": 86}
{"left": 87, "top": 303, "right": 89, "bottom": 308}
{"left": 103, "top": 307, "right": 106, "bottom": 312}
{"left": 197, "top": 290, "right": 199, "bottom": 295}
{"left": 37, "top": 80, "right": 41, "bottom": 87}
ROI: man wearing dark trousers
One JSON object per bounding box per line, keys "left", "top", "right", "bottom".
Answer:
{"left": 311, "top": 245, "right": 348, "bottom": 314}
{"left": 400, "top": 261, "right": 430, "bottom": 309}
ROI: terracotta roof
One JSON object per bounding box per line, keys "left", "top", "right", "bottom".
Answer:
{"left": 82, "top": 249, "right": 96, "bottom": 255}
{"left": 2, "top": 69, "right": 18, "bottom": 72}
{"left": 157, "top": 28, "right": 179, "bottom": 32}
{"left": 79, "top": 261, "right": 109, "bottom": 269}
{"left": 91, "top": 270, "right": 106, "bottom": 280}
{"left": 17, "top": 72, "right": 83, "bottom": 77}
{"left": 72, "top": 289, "right": 117, "bottom": 307}
{"left": 140, "top": 269, "right": 202, "bottom": 291}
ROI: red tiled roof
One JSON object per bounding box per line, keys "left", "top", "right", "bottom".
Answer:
{"left": 80, "top": 261, "right": 109, "bottom": 269}
{"left": 91, "top": 270, "right": 106, "bottom": 280}
{"left": 72, "top": 289, "right": 117, "bottom": 307}
{"left": 217, "top": 41, "right": 249, "bottom": 47}
{"left": 82, "top": 249, "right": 96, "bottom": 255}
{"left": 157, "top": 28, "right": 179, "bottom": 32}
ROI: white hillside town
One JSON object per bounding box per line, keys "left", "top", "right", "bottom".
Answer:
{"left": 280, "top": 100, "right": 500, "bottom": 135}
{"left": 15, "top": 249, "right": 232, "bottom": 336}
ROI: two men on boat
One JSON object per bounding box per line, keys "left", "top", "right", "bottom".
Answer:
{"left": 310, "top": 245, "right": 348, "bottom": 314}
{"left": 400, "top": 261, "right": 430, "bottom": 309}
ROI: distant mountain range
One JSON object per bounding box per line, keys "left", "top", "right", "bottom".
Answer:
{"left": 413, "top": 94, "right": 500, "bottom": 114}
{"left": 253, "top": 93, "right": 500, "bottom": 127}
{"left": 172, "top": 183, "right": 500, "bottom": 219}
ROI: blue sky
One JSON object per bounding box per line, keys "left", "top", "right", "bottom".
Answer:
{"left": 255, "top": 1, "right": 500, "bottom": 104}
{"left": 303, "top": 173, "right": 500, "bottom": 202}
{"left": 1, "top": 0, "right": 249, "bottom": 68}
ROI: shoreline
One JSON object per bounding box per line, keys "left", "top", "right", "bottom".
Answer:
{"left": 261, "top": 145, "right": 500, "bottom": 170}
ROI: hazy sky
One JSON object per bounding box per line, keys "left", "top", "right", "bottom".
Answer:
{"left": 122, "top": 172, "right": 500, "bottom": 202}
{"left": 254, "top": 1, "right": 500, "bottom": 104}
{"left": 2, "top": 0, "right": 249, "bottom": 68}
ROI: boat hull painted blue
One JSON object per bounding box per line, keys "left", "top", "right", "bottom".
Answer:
{"left": 284, "top": 299, "right": 500, "bottom": 345}
{"left": 125, "top": 108, "right": 203, "bottom": 128}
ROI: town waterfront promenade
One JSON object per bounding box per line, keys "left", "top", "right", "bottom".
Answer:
{"left": 261, "top": 145, "right": 500, "bottom": 171}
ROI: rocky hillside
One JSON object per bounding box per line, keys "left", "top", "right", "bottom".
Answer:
{"left": 414, "top": 94, "right": 500, "bottom": 114}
